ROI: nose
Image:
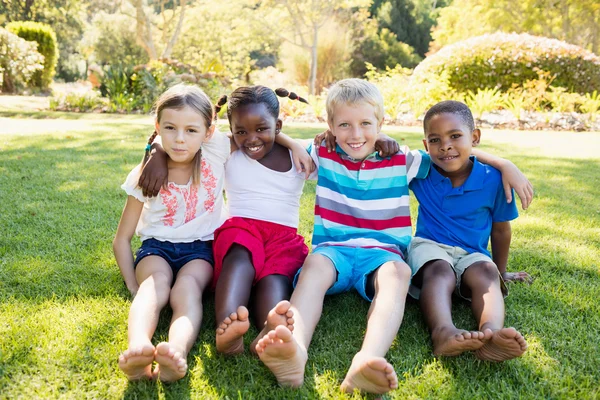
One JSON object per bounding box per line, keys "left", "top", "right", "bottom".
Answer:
{"left": 440, "top": 137, "right": 452, "bottom": 151}
{"left": 175, "top": 128, "right": 185, "bottom": 142}
{"left": 350, "top": 125, "right": 361, "bottom": 139}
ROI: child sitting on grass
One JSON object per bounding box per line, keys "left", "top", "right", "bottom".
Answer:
{"left": 408, "top": 100, "right": 532, "bottom": 361}
{"left": 113, "top": 84, "right": 227, "bottom": 382}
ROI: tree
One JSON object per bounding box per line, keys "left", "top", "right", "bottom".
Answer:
{"left": 120, "top": 0, "right": 187, "bottom": 60}
{"left": 262, "top": 0, "right": 370, "bottom": 95}
{"left": 430, "top": 0, "right": 600, "bottom": 54}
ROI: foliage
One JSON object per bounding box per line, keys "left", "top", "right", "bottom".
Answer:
{"left": 502, "top": 90, "right": 527, "bottom": 121}
{"left": 49, "top": 91, "right": 108, "bottom": 112}
{"left": 171, "top": 0, "right": 280, "bottom": 82}
{"left": 281, "top": 20, "right": 352, "bottom": 94}
{"left": 349, "top": 9, "right": 422, "bottom": 77}
{"left": 6, "top": 21, "right": 58, "bottom": 90}
{"left": 0, "top": 27, "right": 44, "bottom": 93}
{"left": 580, "top": 91, "right": 600, "bottom": 122}
{"left": 465, "top": 88, "right": 503, "bottom": 119}
{"left": 85, "top": 11, "right": 148, "bottom": 67}
{"left": 0, "top": 0, "right": 86, "bottom": 82}
{"left": 430, "top": 0, "right": 600, "bottom": 54}
{"left": 545, "top": 86, "right": 583, "bottom": 113}
{"left": 414, "top": 33, "right": 600, "bottom": 95}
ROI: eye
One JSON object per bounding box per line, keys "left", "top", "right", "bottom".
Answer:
{"left": 361, "top": 121, "right": 371, "bottom": 126}
{"left": 235, "top": 130, "right": 246, "bottom": 135}
{"left": 187, "top": 128, "right": 198, "bottom": 134}
{"left": 451, "top": 134, "right": 461, "bottom": 139}
{"left": 164, "top": 125, "right": 175, "bottom": 130}
{"left": 429, "top": 138, "right": 439, "bottom": 143}
{"left": 339, "top": 122, "right": 349, "bottom": 128}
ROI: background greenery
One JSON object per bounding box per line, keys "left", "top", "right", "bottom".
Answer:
{"left": 1, "top": 112, "right": 599, "bottom": 399}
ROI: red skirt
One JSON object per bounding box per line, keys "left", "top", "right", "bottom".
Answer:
{"left": 212, "top": 217, "right": 309, "bottom": 288}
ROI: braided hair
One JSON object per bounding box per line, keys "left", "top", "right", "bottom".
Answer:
{"left": 222, "top": 86, "right": 308, "bottom": 122}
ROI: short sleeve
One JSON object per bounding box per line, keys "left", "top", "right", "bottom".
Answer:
{"left": 492, "top": 184, "right": 519, "bottom": 223}
{"left": 121, "top": 164, "right": 146, "bottom": 202}
{"left": 306, "top": 142, "right": 320, "bottom": 180}
{"left": 201, "top": 129, "right": 230, "bottom": 165}
{"left": 405, "top": 147, "right": 431, "bottom": 183}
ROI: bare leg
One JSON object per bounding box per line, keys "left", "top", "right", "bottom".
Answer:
{"left": 250, "top": 275, "right": 293, "bottom": 355}
{"left": 154, "top": 259, "right": 212, "bottom": 382}
{"left": 418, "top": 260, "right": 485, "bottom": 356}
{"left": 340, "top": 261, "right": 409, "bottom": 395}
{"left": 215, "top": 244, "right": 254, "bottom": 355}
{"left": 462, "top": 261, "right": 527, "bottom": 362}
{"left": 118, "top": 256, "right": 172, "bottom": 380}
{"left": 256, "top": 254, "right": 336, "bottom": 387}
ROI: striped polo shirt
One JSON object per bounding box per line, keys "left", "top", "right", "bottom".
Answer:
{"left": 309, "top": 142, "right": 430, "bottom": 255}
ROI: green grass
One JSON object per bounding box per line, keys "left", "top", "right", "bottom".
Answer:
{"left": 1, "top": 112, "right": 599, "bottom": 399}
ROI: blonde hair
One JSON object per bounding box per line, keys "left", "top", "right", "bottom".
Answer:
{"left": 153, "top": 84, "right": 214, "bottom": 186}
{"left": 326, "top": 79, "right": 384, "bottom": 124}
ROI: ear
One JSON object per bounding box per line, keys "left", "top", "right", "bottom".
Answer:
{"left": 471, "top": 128, "right": 481, "bottom": 147}
{"left": 377, "top": 117, "right": 384, "bottom": 133}
{"left": 154, "top": 120, "right": 160, "bottom": 135}
{"left": 275, "top": 119, "right": 283, "bottom": 134}
{"left": 204, "top": 124, "right": 216, "bottom": 142}
{"left": 422, "top": 138, "right": 429, "bottom": 152}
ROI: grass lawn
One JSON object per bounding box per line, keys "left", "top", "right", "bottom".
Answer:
{"left": 1, "top": 111, "right": 599, "bottom": 399}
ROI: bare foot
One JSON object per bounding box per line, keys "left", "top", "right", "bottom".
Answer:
{"left": 250, "top": 300, "right": 295, "bottom": 355}
{"left": 340, "top": 352, "right": 398, "bottom": 395}
{"left": 476, "top": 327, "right": 527, "bottom": 362}
{"left": 118, "top": 343, "right": 155, "bottom": 380}
{"left": 216, "top": 306, "right": 250, "bottom": 355}
{"left": 431, "top": 326, "right": 486, "bottom": 356}
{"left": 154, "top": 342, "right": 187, "bottom": 382}
{"left": 256, "top": 325, "right": 307, "bottom": 387}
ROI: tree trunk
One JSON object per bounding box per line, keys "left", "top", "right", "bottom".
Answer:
{"left": 134, "top": 0, "right": 157, "bottom": 60}
{"left": 161, "top": 0, "right": 186, "bottom": 59}
{"left": 308, "top": 25, "right": 318, "bottom": 95}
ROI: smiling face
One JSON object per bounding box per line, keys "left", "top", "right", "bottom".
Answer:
{"left": 156, "top": 105, "right": 214, "bottom": 165}
{"left": 328, "top": 101, "right": 381, "bottom": 160}
{"left": 423, "top": 112, "right": 480, "bottom": 177}
{"left": 230, "top": 102, "right": 282, "bottom": 161}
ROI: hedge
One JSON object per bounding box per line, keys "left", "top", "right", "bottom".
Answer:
{"left": 0, "top": 27, "right": 44, "bottom": 93}
{"left": 413, "top": 32, "right": 600, "bottom": 94}
{"left": 6, "top": 21, "right": 58, "bottom": 90}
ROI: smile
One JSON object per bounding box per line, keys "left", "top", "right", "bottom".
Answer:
{"left": 246, "top": 144, "right": 264, "bottom": 153}
{"left": 439, "top": 155, "right": 458, "bottom": 161}
{"left": 348, "top": 142, "right": 365, "bottom": 149}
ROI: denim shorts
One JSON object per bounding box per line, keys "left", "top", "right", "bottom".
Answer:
{"left": 294, "top": 245, "right": 405, "bottom": 302}
{"left": 134, "top": 238, "right": 214, "bottom": 276}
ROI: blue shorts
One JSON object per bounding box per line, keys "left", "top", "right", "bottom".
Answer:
{"left": 294, "top": 246, "right": 404, "bottom": 301}
{"left": 134, "top": 238, "right": 214, "bottom": 276}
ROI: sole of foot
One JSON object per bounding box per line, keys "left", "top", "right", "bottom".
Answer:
{"left": 256, "top": 325, "right": 306, "bottom": 388}
{"left": 118, "top": 343, "right": 155, "bottom": 380}
{"left": 476, "top": 327, "right": 527, "bottom": 362}
{"left": 216, "top": 306, "right": 250, "bottom": 355}
{"left": 340, "top": 354, "right": 398, "bottom": 395}
{"left": 251, "top": 300, "right": 295, "bottom": 355}
{"left": 154, "top": 342, "right": 187, "bottom": 382}
{"left": 432, "top": 327, "right": 486, "bottom": 356}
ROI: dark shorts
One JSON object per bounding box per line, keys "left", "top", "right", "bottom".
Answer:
{"left": 134, "top": 238, "right": 214, "bottom": 276}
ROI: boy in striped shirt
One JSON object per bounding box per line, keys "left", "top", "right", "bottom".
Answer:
{"left": 256, "top": 79, "right": 428, "bottom": 395}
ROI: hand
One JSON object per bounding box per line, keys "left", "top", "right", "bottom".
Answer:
{"left": 291, "top": 143, "right": 316, "bottom": 179}
{"left": 314, "top": 130, "right": 336, "bottom": 152}
{"left": 374, "top": 133, "right": 400, "bottom": 158}
{"left": 502, "top": 271, "right": 533, "bottom": 284}
{"left": 500, "top": 161, "right": 534, "bottom": 210}
{"left": 138, "top": 146, "right": 168, "bottom": 197}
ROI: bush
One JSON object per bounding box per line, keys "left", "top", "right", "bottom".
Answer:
{"left": 0, "top": 27, "right": 44, "bottom": 93}
{"left": 49, "top": 91, "right": 108, "bottom": 112}
{"left": 413, "top": 32, "right": 600, "bottom": 95}
{"left": 6, "top": 21, "right": 58, "bottom": 90}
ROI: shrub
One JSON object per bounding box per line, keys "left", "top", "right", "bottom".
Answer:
{"left": 49, "top": 91, "right": 108, "bottom": 112}
{"left": 465, "top": 88, "right": 503, "bottom": 119}
{"left": 0, "top": 27, "right": 44, "bottom": 93}
{"left": 413, "top": 32, "right": 600, "bottom": 95}
{"left": 6, "top": 21, "right": 58, "bottom": 90}
{"left": 580, "top": 91, "right": 600, "bottom": 122}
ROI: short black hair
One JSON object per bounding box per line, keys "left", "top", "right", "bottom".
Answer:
{"left": 423, "top": 100, "right": 475, "bottom": 133}
{"left": 227, "top": 86, "right": 280, "bottom": 121}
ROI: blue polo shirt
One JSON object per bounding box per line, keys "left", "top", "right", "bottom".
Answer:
{"left": 409, "top": 156, "right": 518, "bottom": 256}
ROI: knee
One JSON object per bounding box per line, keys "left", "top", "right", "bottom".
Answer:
{"left": 422, "top": 260, "right": 454, "bottom": 281}
{"left": 391, "top": 261, "right": 412, "bottom": 281}
{"left": 224, "top": 244, "right": 252, "bottom": 264}
{"left": 467, "top": 262, "right": 499, "bottom": 285}
{"left": 297, "top": 254, "right": 335, "bottom": 282}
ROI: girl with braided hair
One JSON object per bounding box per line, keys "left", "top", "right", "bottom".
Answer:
{"left": 137, "top": 85, "right": 315, "bottom": 357}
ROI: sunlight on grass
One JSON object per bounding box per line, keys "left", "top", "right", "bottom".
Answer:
{"left": 1, "top": 114, "right": 599, "bottom": 398}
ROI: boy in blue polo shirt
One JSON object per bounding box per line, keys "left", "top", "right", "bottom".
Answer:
{"left": 408, "top": 100, "right": 532, "bottom": 361}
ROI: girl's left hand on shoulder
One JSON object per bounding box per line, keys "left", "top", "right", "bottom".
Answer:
{"left": 374, "top": 133, "right": 400, "bottom": 158}
{"left": 502, "top": 271, "right": 534, "bottom": 284}
{"left": 500, "top": 161, "right": 534, "bottom": 210}
{"left": 314, "top": 130, "right": 336, "bottom": 152}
